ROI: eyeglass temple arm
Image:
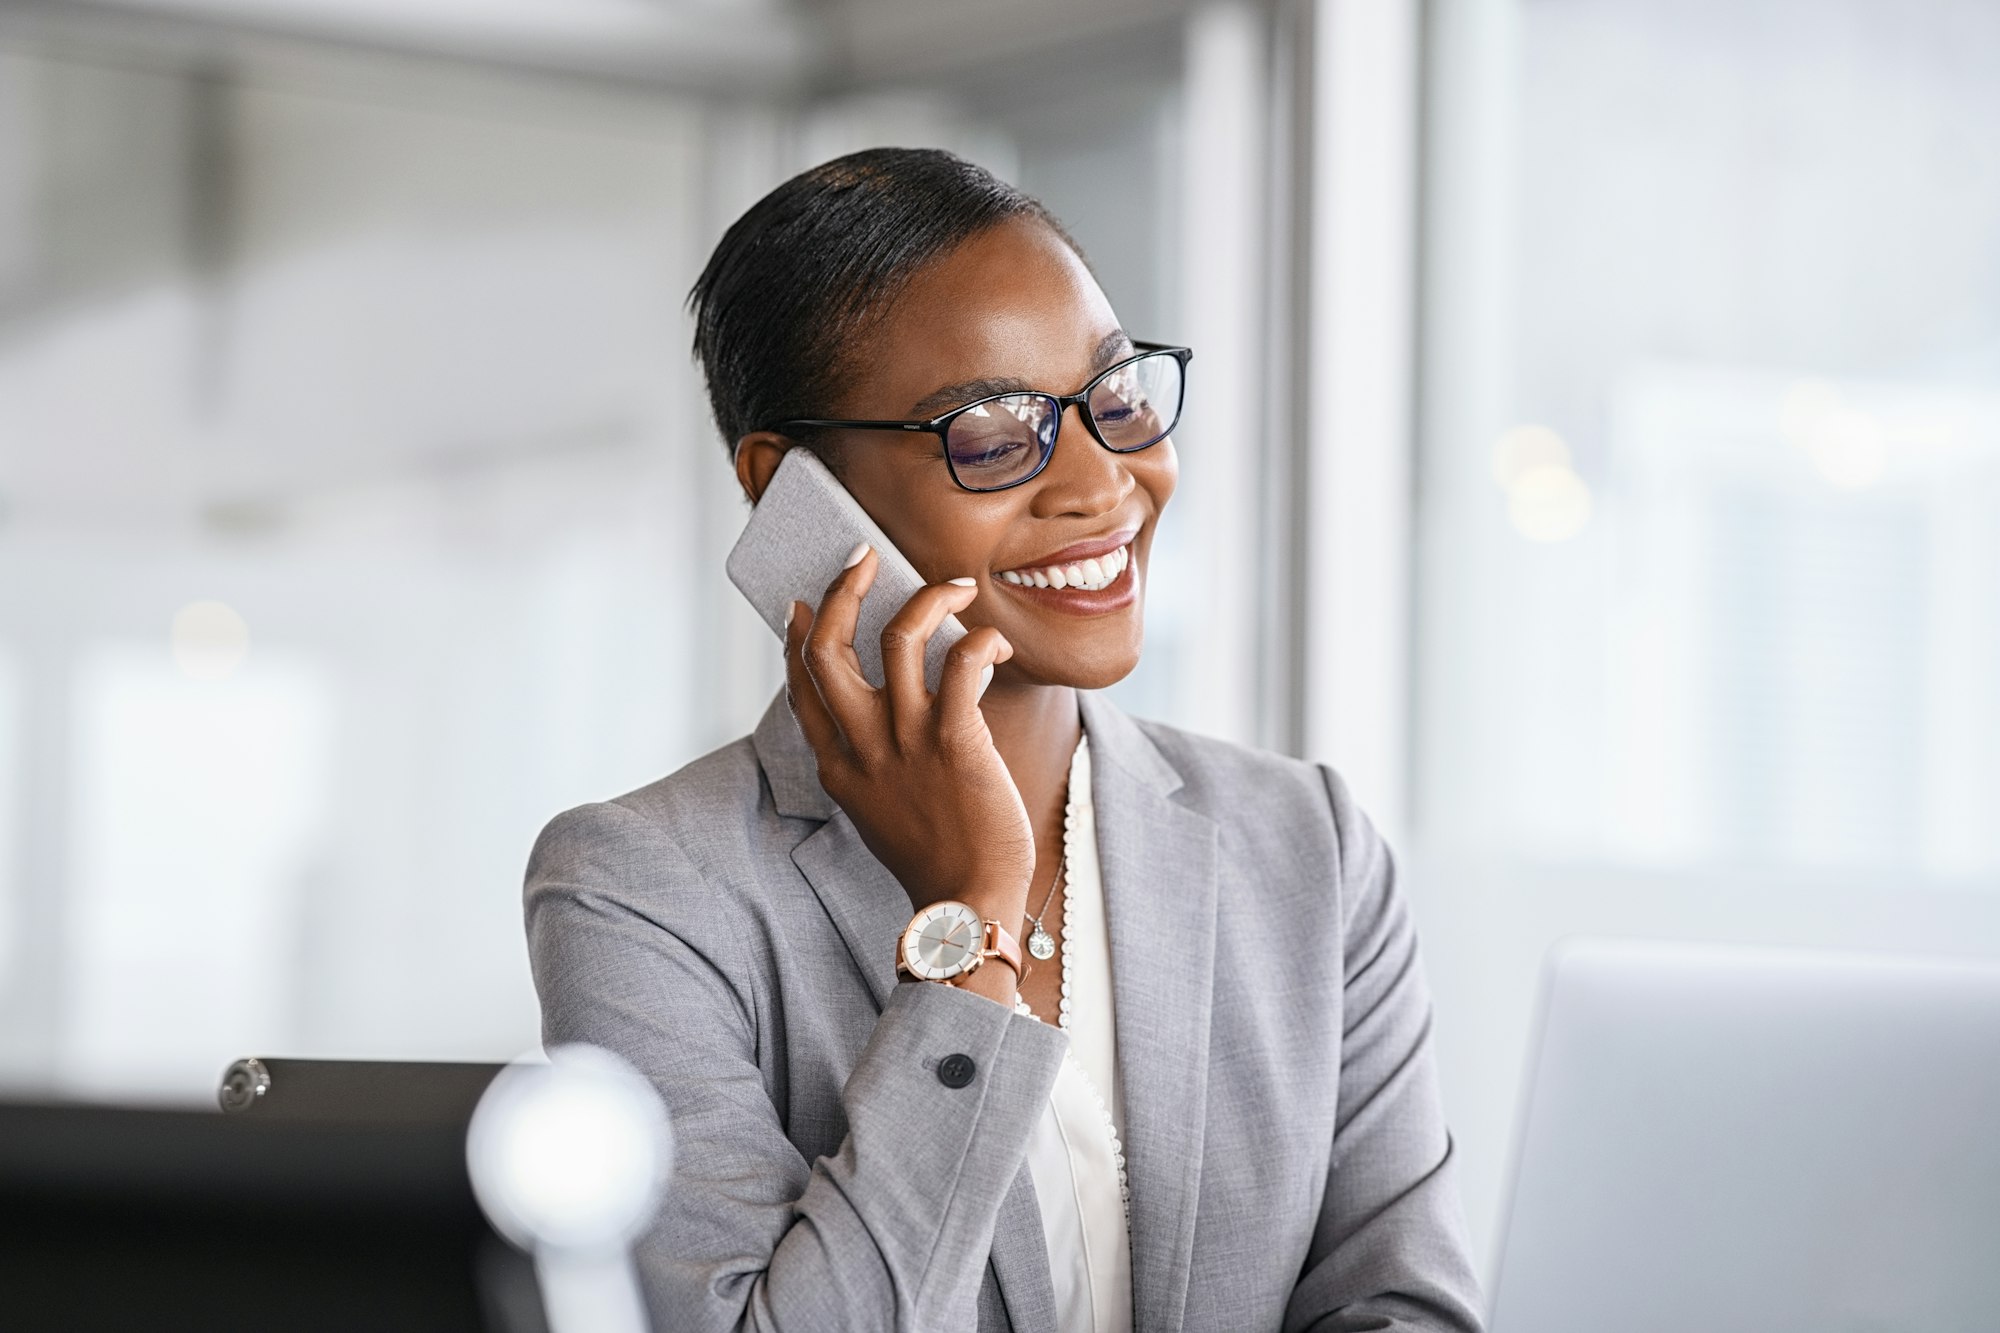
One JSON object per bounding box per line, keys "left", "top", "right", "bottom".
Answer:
{"left": 774, "top": 418, "right": 939, "bottom": 432}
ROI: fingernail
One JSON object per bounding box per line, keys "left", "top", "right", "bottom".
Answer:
{"left": 977, "top": 664, "right": 994, "bottom": 699}
{"left": 783, "top": 601, "right": 796, "bottom": 630}
{"left": 843, "top": 542, "right": 870, "bottom": 570}
{"left": 946, "top": 576, "right": 977, "bottom": 587}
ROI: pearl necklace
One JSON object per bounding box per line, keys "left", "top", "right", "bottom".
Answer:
{"left": 1014, "top": 736, "right": 1130, "bottom": 1221}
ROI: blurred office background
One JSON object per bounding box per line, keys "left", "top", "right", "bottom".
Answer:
{"left": 1, "top": 0, "right": 1997, "bottom": 1279}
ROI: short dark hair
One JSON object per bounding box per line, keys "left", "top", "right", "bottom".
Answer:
{"left": 687, "top": 147, "right": 1079, "bottom": 461}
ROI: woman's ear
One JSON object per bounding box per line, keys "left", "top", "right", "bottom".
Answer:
{"left": 734, "top": 432, "right": 791, "bottom": 504}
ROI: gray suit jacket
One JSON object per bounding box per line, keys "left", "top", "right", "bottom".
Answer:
{"left": 526, "top": 691, "right": 1483, "bottom": 1332}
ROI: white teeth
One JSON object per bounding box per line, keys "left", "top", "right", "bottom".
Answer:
{"left": 996, "top": 543, "right": 1130, "bottom": 593}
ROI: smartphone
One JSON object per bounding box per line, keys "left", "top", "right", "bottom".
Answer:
{"left": 726, "top": 448, "right": 967, "bottom": 693}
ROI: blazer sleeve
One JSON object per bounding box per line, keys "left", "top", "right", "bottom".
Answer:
{"left": 524, "top": 800, "right": 1068, "bottom": 1333}
{"left": 1283, "top": 769, "right": 1486, "bottom": 1333}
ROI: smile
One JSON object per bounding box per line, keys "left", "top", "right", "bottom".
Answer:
{"left": 995, "top": 543, "right": 1130, "bottom": 592}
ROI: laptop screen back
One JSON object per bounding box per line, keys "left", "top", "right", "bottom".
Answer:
{"left": 1489, "top": 941, "right": 2000, "bottom": 1333}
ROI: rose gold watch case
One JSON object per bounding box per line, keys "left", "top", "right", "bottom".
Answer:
{"left": 896, "top": 901, "right": 1024, "bottom": 985}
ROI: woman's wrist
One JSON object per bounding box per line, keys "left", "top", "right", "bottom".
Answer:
{"left": 954, "top": 959, "right": 1018, "bottom": 1006}
{"left": 954, "top": 876, "right": 1032, "bottom": 924}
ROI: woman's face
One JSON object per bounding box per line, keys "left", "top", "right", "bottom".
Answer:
{"left": 808, "top": 217, "right": 1177, "bottom": 692}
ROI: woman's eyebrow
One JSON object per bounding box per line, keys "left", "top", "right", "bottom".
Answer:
{"left": 908, "top": 376, "right": 1031, "bottom": 419}
{"left": 907, "top": 329, "right": 1134, "bottom": 419}
{"left": 1090, "top": 328, "right": 1135, "bottom": 368}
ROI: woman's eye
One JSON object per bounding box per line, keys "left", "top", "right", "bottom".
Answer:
{"left": 951, "top": 434, "right": 1029, "bottom": 469}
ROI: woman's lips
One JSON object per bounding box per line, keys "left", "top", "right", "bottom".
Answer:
{"left": 995, "top": 542, "right": 1129, "bottom": 592}
{"left": 1014, "top": 527, "right": 1140, "bottom": 569}
{"left": 990, "top": 543, "right": 1138, "bottom": 615}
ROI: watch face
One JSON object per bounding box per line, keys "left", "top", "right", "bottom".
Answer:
{"left": 904, "top": 901, "right": 983, "bottom": 980}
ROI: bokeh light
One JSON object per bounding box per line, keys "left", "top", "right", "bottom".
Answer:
{"left": 1506, "top": 463, "right": 1594, "bottom": 543}
{"left": 169, "top": 601, "right": 251, "bottom": 680}
{"left": 1493, "top": 425, "right": 1591, "bottom": 542}
{"left": 466, "top": 1044, "right": 672, "bottom": 1255}
{"left": 1492, "top": 424, "right": 1573, "bottom": 488}
{"left": 1781, "top": 380, "right": 1888, "bottom": 490}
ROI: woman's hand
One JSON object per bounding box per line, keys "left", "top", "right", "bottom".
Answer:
{"left": 786, "top": 546, "right": 1034, "bottom": 938}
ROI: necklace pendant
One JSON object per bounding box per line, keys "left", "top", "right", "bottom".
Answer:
{"left": 1027, "top": 924, "right": 1057, "bottom": 960}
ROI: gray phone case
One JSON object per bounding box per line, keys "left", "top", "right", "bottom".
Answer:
{"left": 726, "top": 449, "right": 966, "bottom": 692}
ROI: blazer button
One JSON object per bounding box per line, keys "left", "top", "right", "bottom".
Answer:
{"left": 937, "top": 1053, "right": 977, "bottom": 1089}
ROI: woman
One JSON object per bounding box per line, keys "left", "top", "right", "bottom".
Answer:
{"left": 525, "top": 148, "right": 1482, "bottom": 1333}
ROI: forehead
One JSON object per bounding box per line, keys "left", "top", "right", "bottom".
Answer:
{"left": 842, "top": 217, "right": 1121, "bottom": 415}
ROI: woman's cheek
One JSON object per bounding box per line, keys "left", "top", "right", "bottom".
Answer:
{"left": 1144, "top": 440, "right": 1180, "bottom": 511}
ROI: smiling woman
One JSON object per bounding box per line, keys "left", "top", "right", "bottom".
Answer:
{"left": 523, "top": 148, "right": 1482, "bottom": 1333}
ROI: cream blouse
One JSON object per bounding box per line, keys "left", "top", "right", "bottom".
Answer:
{"left": 1016, "top": 736, "right": 1134, "bottom": 1333}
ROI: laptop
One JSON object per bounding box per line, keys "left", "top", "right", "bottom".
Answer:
{"left": 1487, "top": 940, "right": 2000, "bottom": 1333}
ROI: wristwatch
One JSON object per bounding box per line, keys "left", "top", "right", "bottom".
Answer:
{"left": 896, "top": 900, "right": 1024, "bottom": 986}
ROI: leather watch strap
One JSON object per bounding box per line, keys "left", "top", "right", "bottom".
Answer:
{"left": 979, "top": 919, "right": 1024, "bottom": 980}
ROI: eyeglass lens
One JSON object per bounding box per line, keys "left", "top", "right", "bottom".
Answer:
{"left": 942, "top": 350, "right": 1184, "bottom": 492}
{"left": 943, "top": 394, "right": 1059, "bottom": 490}
{"left": 1088, "top": 351, "right": 1182, "bottom": 452}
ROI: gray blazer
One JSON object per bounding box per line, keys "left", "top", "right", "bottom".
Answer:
{"left": 526, "top": 690, "right": 1483, "bottom": 1332}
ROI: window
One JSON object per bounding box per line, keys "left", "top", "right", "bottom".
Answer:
{"left": 1413, "top": 0, "right": 2000, "bottom": 1265}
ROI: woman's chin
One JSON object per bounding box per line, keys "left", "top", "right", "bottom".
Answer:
{"left": 1004, "top": 633, "right": 1144, "bottom": 692}
{"left": 1070, "top": 649, "right": 1143, "bottom": 691}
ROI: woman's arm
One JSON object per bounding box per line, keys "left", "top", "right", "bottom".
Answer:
{"left": 1282, "top": 769, "right": 1486, "bottom": 1333}
{"left": 526, "top": 800, "right": 1066, "bottom": 1333}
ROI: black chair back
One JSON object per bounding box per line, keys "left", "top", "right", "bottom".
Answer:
{"left": 0, "top": 1060, "right": 543, "bottom": 1333}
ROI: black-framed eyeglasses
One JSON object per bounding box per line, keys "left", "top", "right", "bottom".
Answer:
{"left": 771, "top": 342, "right": 1192, "bottom": 493}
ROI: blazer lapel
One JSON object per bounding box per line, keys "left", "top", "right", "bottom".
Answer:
{"left": 752, "top": 691, "right": 836, "bottom": 823}
{"left": 753, "top": 694, "right": 904, "bottom": 1010}
{"left": 1081, "top": 692, "right": 1218, "bottom": 1333}
{"left": 788, "top": 812, "right": 907, "bottom": 1012}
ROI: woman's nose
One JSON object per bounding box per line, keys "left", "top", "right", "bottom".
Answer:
{"left": 1029, "top": 404, "right": 1133, "bottom": 518}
